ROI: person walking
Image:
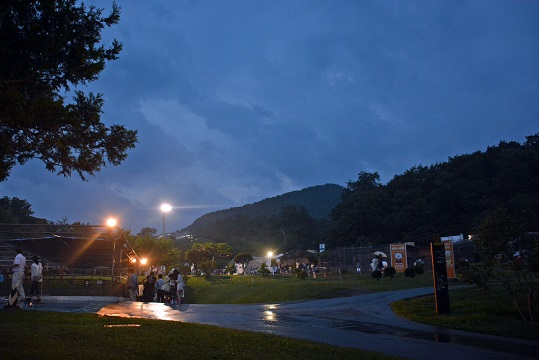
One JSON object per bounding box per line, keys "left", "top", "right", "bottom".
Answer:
{"left": 164, "top": 268, "right": 179, "bottom": 304}
{"left": 5, "top": 248, "right": 27, "bottom": 308}
{"left": 143, "top": 271, "right": 156, "bottom": 302}
{"left": 127, "top": 268, "right": 139, "bottom": 301}
{"left": 156, "top": 274, "right": 165, "bottom": 303}
{"left": 30, "top": 255, "right": 43, "bottom": 302}
{"left": 176, "top": 270, "right": 185, "bottom": 304}
{"left": 356, "top": 260, "right": 361, "bottom": 274}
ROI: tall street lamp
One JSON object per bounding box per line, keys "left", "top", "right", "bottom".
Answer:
{"left": 160, "top": 203, "right": 172, "bottom": 238}
{"left": 106, "top": 217, "right": 118, "bottom": 282}
{"left": 267, "top": 251, "right": 273, "bottom": 274}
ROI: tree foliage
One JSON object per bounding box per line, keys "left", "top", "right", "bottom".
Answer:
{"left": 0, "top": 196, "right": 47, "bottom": 223}
{"left": 185, "top": 242, "right": 232, "bottom": 276}
{"left": 0, "top": 0, "right": 137, "bottom": 181}
{"left": 329, "top": 134, "right": 539, "bottom": 247}
{"left": 233, "top": 252, "right": 253, "bottom": 275}
{"left": 461, "top": 209, "right": 539, "bottom": 322}
{"left": 138, "top": 227, "right": 157, "bottom": 237}
{"left": 129, "top": 232, "right": 180, "bottom": 270}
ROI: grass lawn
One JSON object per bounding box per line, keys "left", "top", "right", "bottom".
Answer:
{"left": 391, "top": 283, "right": 539, "bottom": 341}
{"left": 184, "top": 271, "right": 434, "bottom": 304}
{"left": 0, "top": 310, "right": 398, "bottom": 360}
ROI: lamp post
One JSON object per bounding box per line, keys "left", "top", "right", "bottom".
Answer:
{"left": 267, "top": 251, "right": 273, "bottom": 274}
{"left": 106, "top": 218, "right": 118, "bottom": 282}
{"left": 140, "top": 258, "right": 148, "bottom": 275}
{"left": 160, "top": 203, "right": 172, "bottom": 238}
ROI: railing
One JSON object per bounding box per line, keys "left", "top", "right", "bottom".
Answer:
{"left": 0, "top": 275, "right": 126, "bottom": 297}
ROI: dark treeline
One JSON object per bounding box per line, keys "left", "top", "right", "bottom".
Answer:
{"left": 0, "top": 197, "right": 47, "bottom": 224}
{"left": 330, "top": 133, "right": 539, "bottom": 247}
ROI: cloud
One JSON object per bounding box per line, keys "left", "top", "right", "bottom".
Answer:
{"left": 2, "top": 0, "right": 538, "bottom": 233}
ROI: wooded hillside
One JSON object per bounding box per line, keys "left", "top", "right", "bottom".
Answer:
{"left": 183, "top": 133, "right": 539, "bottom": 253}
{"left": 181, "top": 184, "right": 344, "bottom": 253}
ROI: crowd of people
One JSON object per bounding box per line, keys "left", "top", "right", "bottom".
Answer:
{"left": 127, "top": 267, "right": 185, "bottom": 304}
{"left": 3, "top": 248, "right": 186, "bottom": 309}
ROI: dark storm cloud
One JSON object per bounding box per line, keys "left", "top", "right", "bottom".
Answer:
{"left": 1, "top": 0, "right": 538, "bottom": 232}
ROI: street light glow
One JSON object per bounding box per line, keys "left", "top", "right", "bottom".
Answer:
{"left": 106, "top": 218, "right": 117, "bottom": 227}
{"left": 160, "top": 203, "right": 172, "bottom": 237}
{"left": 140, "top": 258, "right": 148, "bottom": 265}
{"left": 267, "top": 251, "right": 273, "bottom": 257}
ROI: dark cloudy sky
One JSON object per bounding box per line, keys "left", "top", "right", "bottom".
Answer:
{"left": 1, "top": 1, "right": 538, "bottom": 233}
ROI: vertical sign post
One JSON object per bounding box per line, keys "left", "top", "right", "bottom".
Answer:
{"left": 430, "top": 236, "right": 451, "bottom": 314}
{"left": 443, "top": 240, "right": 456, "bottom": 279}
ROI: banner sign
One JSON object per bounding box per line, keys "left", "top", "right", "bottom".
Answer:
{"left": 390, "top": 243, "right": 407, "bottom": 273}
{"left": 443, "top": 240, "right": 456, "bottom": 279}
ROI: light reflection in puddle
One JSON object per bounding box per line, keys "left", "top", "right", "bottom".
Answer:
{"left": 264, "top": 304, "right": 279, "bottom": 322}
{"left": 104, "top": 324, "right": 141, "bottom": 328}
{"left": 264, "top": 310, "right": 276, "bottom": 321}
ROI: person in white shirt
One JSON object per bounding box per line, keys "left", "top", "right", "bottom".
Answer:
{"left": 10, "top": 248, "right": 27, "bottom": 303}
{"left": 30, "top": 255, "right": 43, "bottom": 302}
{"left": 176, "top": 271, "right": 185, "bottom": 304}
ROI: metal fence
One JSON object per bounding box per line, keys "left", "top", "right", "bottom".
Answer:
{"left": 0, "top": 275, "right": 126, "bottom": 297}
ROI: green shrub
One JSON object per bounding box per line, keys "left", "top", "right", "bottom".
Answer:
{"left": 225, "top": 263, "right": 237, "bottom": 275}
{"left": 383, "top": 266, "right": 396, "bottom": 278}
{"left": 371, "top": 270, "right": 382, "bottom": 280}
{"left": 404, "top": 268, "right": 416, "bottom": 278}
{"left": 259, "top": 262, "right": 270, "bottom": 277}
{"left": 456, "top": 261, "right": 490, "bottom": 290}
{"left": 294, "top": 268, "right": 307, "bottom": 279}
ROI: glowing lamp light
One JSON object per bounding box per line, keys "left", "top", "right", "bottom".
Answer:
{"left": 267, "top": 251, "right": 273, "bottom": 257}
{"left": 140, "top": 258, "right": 148, "bottom": 265}
{"left": 106, "top": 218, "right": 117, "bottom": 227}
{"left": 160, "top": 203, "right": 172, "bottom": 213}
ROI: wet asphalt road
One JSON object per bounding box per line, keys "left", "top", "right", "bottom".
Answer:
{"left": 15, "top": 287, "right": 539, "bottom": 360}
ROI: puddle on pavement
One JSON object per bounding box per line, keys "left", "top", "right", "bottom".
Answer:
{"left": 104, "top": 324, "right": 141, "bottom": 328}
{"left": 332, "top": 319, "right": 538, "bottom": 358}
{"left": 265, "top": 309, "right": 537, "bottom": 358}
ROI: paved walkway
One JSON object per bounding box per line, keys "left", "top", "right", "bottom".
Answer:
{"left": 14, "top": 287, "right": 539, "bottom": 360}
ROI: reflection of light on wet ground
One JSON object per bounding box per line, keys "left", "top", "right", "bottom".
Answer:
{"left": 104, "top": 324, "right": 141, "bottom": 328}
{"left": 264, "top": 310, "right": 276, "bottom": 321}
{"left": 330, "top": 319, "right": 539, "bottom": 358}
{"left": 130, "top": 301, "right": 180, "bottom": 321}
{"left": 263, "top": 304, "right": 279, "bottom": 322}
{"left": 153, "top": 305, "right": 178, "bottom": 321}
